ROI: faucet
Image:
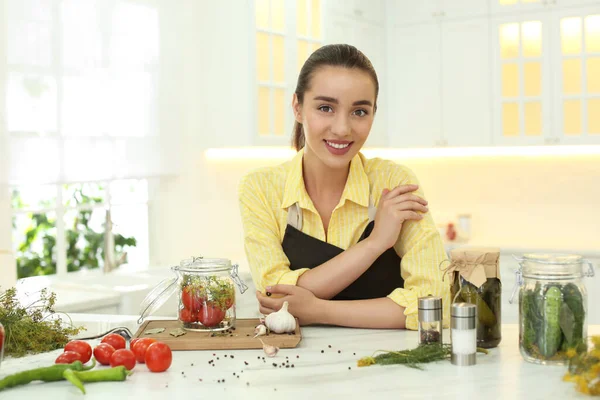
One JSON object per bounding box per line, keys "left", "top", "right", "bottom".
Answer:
{"left": 103, "top": 209, "right": 127, "bottom": 273}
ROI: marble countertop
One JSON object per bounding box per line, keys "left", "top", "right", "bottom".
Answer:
{"left": 1, "top": 313, "right": 598, "bottom": 400}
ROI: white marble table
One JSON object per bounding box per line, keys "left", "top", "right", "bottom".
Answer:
{"left": 1, "top": 314, "right": 598, "bottom": 400}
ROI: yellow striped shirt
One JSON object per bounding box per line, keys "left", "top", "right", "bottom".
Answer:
{"left": 238, "top": 149, "right": 450, "bottom": 330}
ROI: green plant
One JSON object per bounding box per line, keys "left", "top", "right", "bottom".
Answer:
{"left": 13, "top": 186, "right": 137, "bottom": 279}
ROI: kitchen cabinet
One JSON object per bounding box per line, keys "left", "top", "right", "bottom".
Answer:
{"left": 389, "top": 0, "right": 488, "bottom": 26}
{"left": 491, "top": 4, "right": 600, "bottom": 145}
{"left": 490, "top": 0, "right": 600, "bottom": 17}
{"left": 388, "top": 18, "right": 492, "bottom": 147}
{"left": 325, "top": 0, "right": 385, "bottom": 25}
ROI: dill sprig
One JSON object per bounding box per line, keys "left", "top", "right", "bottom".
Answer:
{"left": 0, "top": 287, "right": 84, "bottom": 358}
{"left": 357, "top": 343, "right": 489, "bottom": 370}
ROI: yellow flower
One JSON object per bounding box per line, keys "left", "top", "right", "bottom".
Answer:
{"left": 565, "top": 348, "right": 578, "bottom": 359}
{"left": 591, "top": 335, "right": 600, "bottom": 350}
{"left": 357, "top": 357, "right": 376, "bottom": 367}
{"left": 563, "top": 373, "right": 575, "bottom": 382}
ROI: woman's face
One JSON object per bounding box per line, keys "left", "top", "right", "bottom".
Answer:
{"left": 293, "top": 66, "right": 376, "bottom": 171}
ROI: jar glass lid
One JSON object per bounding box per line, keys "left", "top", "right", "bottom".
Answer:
{"left": 177, "top": 257, "right": 232, "bottom": 272}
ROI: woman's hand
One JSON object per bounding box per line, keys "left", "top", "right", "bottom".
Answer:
{"left": 256, "top": 285, "right": 323, "bottom": 325}
{"left": 368, "top": 184, "right": 428, "bottom": 252}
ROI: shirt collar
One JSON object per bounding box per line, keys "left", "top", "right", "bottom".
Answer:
{"left": 281, "top": 149, "right": 370, "bottom": 210}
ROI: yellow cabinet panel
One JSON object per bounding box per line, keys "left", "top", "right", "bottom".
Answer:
{"left": 502, "top": 103, "right": 520, "bottom": 136}
{"left": 271, "top": 0, "right": 285, "bottom": 32}
{"left": 561, "top": 17, "right": 582, "bottom": 55}
{"left": 298, "top": 40, "right": 308, "bottom": 72}
{"left": 563, "top": 59, "right": 582, "bottom": 95}
{"left": 524, "top": 102, "right": 542, "bottom": 136}
{"left": 524, "top": 62, "right": 541, "bottom": 97}
{"left": 589, "top": 99, "right": 600, "bottom": 134}
{"left": 256, "top": 33, "right": 270, "bottom": 82}
{"left": 585, "top": 15, "right": 600, "bottom": 53}
{"left": 311, "top": 0, "right": 321, "bottom": 39}
{"left": 564, "top": 100, "right": 582, "bottom": 135}
{"left": 297, "top": 0, "right": 307, "bottom": 36}
{"left": 522, "top": 21, "right": 542, "bottom": 58}
{"left": 500, "top": 24, "right": 519, "bottom": 60}
{"left": 273, "top": 35, "right": 285, "bottom": 83}
{"left": 274, "top": 89, "right": 286, "bottom": 136}
{"left": 258, "top": 87, "right": 271, "bottom": 135}
{"left": 255, "top": 0, "right": 269, "bottom": 30}
{"left": 587, "top": 58, "right": 600, "bottom": 94}
{"left": 502, "top": 63, "right": 519, "bottom": 97}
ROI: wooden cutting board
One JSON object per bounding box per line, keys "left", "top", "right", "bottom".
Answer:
{"left": 132, "top": 318, "right": 302, "bottom": 351}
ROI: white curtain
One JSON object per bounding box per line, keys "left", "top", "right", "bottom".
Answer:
{"left": 0, "top": 0, "right": 184, "bottom": 186}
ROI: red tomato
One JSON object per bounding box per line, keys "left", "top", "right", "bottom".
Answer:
{"left": 93, "top": 343, "right": 116, "bottom": 365}
{"left": 129, "top": 338, "right": 140, "bottom": 350}
{"left": 64, "top": 340, "right": 92, "bottom": 363}
{"left": 181, "top": 285, "right": 205, "bottom": 311}
{"left": 55, "top": 351, "right": 83, "bottom": 364}
{"left": 225, "top": 297, "right": 234, "bottom": 310}
{"left": 197, "top": 303, "right": 225, "bottom": 327}
{"left": 145, "top": 342, "right": 172, "bottom": 373}
{"left": 132, "top": 338, "right": 157, "bottom": 363}
{"left": 110, "top": 348, "right": 136, "bottom": 370}
{"left": 101, "top": 333, "right": 126, "bottom": 350}
{"left": 179, "top": 308, "right": 197, "bottom": 323}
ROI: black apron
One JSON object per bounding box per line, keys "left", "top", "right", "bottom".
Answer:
{"left": 281, "top": 202, "right": 404, "bottom": 300}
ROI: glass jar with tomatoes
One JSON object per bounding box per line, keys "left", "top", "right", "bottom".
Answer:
{"left": 139, "top": 256, "right": 248, "bottom": 332}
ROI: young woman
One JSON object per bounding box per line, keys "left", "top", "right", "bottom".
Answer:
{"left": 238, "top": 44, "right": 449, "bottom": 330}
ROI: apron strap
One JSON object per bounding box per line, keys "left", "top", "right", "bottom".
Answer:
{"left": 286, "top": 202, "right": 303, "bottom": 231}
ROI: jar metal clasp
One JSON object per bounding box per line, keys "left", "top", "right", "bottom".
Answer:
{"left": 509, "top": 255, "right": 525, "bottom": 304}
{"left": 230, "top": 264, "right": 249, "bottom": 294}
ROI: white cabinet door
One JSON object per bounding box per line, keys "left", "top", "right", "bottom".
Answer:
{"left": 489, "top": 0, "right": 547, "bottom": 16}
{"left": 551, "top": 6, "right": 600, "bottom": 144}
{"left": 387, "top": 0, "right": 441, "bottom": 26}
{"left": 556, "top": 0, "right": 600, "bottom": 7}
{"left": 491, "top": 15, "right": 553, "bottom": 145}
{"left": 441, "top": 19, "right": 493, "bottom": 146}
{"left": 325, "top": 16, "right": 388, "bottom": 146}
{"left": 441, "top": 0, "right": 490, "bottom": 20}
{"left": 388, "top": 23, "right": 442, "bottom": 147}
{"left": 326, "top": 0, "right": 385, "bottom": 24}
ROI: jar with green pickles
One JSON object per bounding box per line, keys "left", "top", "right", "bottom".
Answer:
{"left": 448, "top": 247, "right": 502, "bottom": 349}
{"left": 511, "top": 254, "right": 595, "bottom": 365}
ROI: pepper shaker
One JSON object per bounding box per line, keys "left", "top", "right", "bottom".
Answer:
{"left": 451, "top": 303, "right": 477, "bottom": 366}
{"left": 418, "top": 296, "right": 443, "bottom": 345}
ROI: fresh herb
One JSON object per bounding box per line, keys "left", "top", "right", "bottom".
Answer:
{"left": 357, "top": 344, "right": 488, "bottom": 370}
{"left": 0, "top": 287, "right": 83, "bottom": 358}
{"left": 563, "top": 336, "right": 600, "bottom": 396}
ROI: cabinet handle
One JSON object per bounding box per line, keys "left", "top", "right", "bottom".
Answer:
{"left": 440, "top": 11, "right": 446, "bottom": 17}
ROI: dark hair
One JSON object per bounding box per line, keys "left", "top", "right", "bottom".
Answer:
{"left": 292, "top": 44, "right": 379, "bottom": 151}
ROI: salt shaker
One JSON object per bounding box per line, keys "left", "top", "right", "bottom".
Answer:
{"left": 418, "top": 296, "right": 443, "bottom": 345}
{"left": 451, "top": 303, "right": 477, "bottom": 366}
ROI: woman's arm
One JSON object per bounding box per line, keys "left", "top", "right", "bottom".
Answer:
{"left": 318, "top": 297, "right": 407, "bottom": 329}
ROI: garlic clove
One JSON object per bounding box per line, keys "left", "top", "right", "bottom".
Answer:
{"left": 259, "top": 338, "right": 279, "bottom": 357}
{"left": 254, "top": 324, "right": 267, "bottom": 338}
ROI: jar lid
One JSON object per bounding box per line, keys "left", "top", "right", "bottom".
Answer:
{"left": 451, "top": 303, "right": 476, "bottom": 318}
{"left": 418, "top": 296, "right": 442, "bottom": 310}
{"left": 177, "top": 257, "right": 232, "bottom": 273}
{"left": 520, "top": 253, "right": 589, "bottom": 278}
{"left": 138, "top": 275, "right": 178, "bottom": 325}
{"left": 522, "top": 253, "right": 583, "bottom": 264}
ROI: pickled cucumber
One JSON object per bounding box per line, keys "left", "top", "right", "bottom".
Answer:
{"left": 461, "top": 284, "right": 497, "bottom": 327}
{"left": 539, "top": 286, "right": 563, "bottom": 358}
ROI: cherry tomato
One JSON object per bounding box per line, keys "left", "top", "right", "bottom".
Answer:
{"left": 101, "top": 333, "right": 126, "bottom": 350}
{"left": 55, "top": 351, "right": 83, "bottom": 364}
{"left": 145, "top": 342, "right": 172, "bottom": 373}
{"left": 64, "top": 340, "right": 92, "bottom": 363}
{"left": 110, "top": 348, "right": 136, "bottom": 370}
{"left": 181, "top": 285, "right": 205, "bottom": 311}
{"left": 132, "top": 338, "right": 157, "bottom": 363}
{"left": 179, "top": 308, "right": 196, "bottom": 323}
{"left": 93, "top": 343, "right": 116, "bottom": 365}
{"left": 197, "top": 303, "right": 225, "bottom": 327}
{"left": 129, "top": 338, "right": 140, "bottom": 350}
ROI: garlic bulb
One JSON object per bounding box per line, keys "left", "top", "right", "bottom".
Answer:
{"left": 264, "top": 301, "right": 296, "bottom": 334}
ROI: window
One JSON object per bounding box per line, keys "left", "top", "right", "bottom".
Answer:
{"left": 11, "top": 180, "right": 148, "bottom": 278}
{"left": 254, "top": 0, "right": 322, "bottom": 141}
{"left": 3, "top": 0, "right": 160, "bottom": 277}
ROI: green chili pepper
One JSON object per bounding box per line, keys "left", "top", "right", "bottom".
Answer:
{"left": 63, "top": 369, "right": 86, "bottom": 394}
{"left": 0, "top": 360, "right": 94, "bottom": 391}
{"left": 72, "top": 366, "right": 132, "bottom": 383}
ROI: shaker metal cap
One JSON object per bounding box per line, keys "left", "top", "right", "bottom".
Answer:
{"left": 451, "top": 303, "right": 476, "bottom": 317}
{"left": 418, "top": 296, "right": 442, "bottom": 310}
